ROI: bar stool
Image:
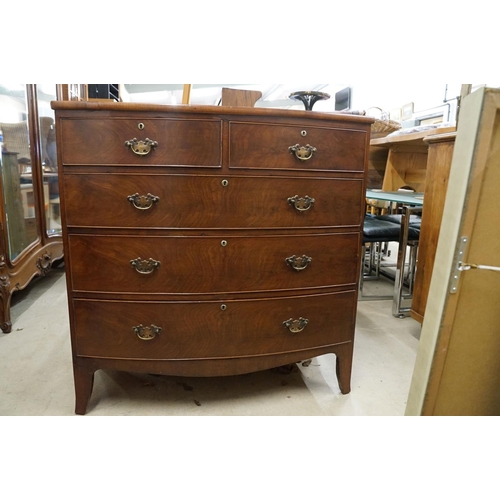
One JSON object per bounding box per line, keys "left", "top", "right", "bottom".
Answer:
{"left": 360, "top": 215, "right": 420, "bottom": 300}
{"left": 375, "top": 213, "right": 421, "bottom": 295}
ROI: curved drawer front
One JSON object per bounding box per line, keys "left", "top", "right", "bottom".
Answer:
{"left": 59, "top": 117, "right": 222, "bottom": 167}
{"left": 63, "top": 174, "right": 364, "bottom": 229}
{"left": 68, "top": 233, "right": 360, "bottom": 294}
{"left": 73, "top": 291, "right": 356, "bottom": 359}
{"left": 229, "top": 122, "right": 367, "bottom": 172}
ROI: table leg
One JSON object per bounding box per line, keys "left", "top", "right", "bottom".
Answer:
{"left": 392, "top": 205, "right": 421, "bottom": 318}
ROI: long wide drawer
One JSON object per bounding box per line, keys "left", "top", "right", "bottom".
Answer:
{"left": 73, "top": 291, "right": 356, "bottom": 359}
{"left": 229, "top": 122, "right": 368, "bottom": 172}
{"left": 59, "top": 117, "right": 222, "bottom": 167}
{"left": 68, "top": 233, "right": 360, "bottom": 294}
{"left": 62, "top": 174, "right": 364, "bottom": 229}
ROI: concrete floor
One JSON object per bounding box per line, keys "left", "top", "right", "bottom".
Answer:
{"left": 0, "top": 265, "right": 421, "bottom": 416}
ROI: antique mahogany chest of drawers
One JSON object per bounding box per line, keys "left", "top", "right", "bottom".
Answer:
{"left": 51, "top": 101, "right": 373, "bottom": 414}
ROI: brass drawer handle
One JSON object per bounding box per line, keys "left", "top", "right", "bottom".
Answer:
{"left": 133, "top": 324, "right": 162, "bottom": 341}
{"left": 127, "top": 193, "right": 160, "bottom": 210}
{"left": 125, "top": 138, "right": 158, "bottom": 156}
{"left": 130, "top": 258, "right": 161, "bottom": 274}
{"left": 283, "top": 317, "right": 309, "bottom": 334}
{"left": 288, "top": 195, "right": 315, "bottom": 212}
{"left": 289, "top": 144, "right": 317, "bottom": 161}
{"left": 286, "top": 255, "right": 312, "bottom": 271}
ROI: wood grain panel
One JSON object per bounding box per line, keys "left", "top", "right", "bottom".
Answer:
{"left": 410, "top": 133, "right": 456, "bottom": 322}
{"left": 68, "top": 233, "right": 360, "bottom": 294}
{"left": 73, "top": 291, "right": 356, "bottom": 359}
{"left": 229, "top": 122, "right": 367, "bottom": 172}
{"left": 62, "top": 174, "right": 364, "bottom": 229}
{"left": 381, "top": 149, "right": 428, "bottom": 192}
{"left": 60, "top": 118, "right": 222, "bottom": 167}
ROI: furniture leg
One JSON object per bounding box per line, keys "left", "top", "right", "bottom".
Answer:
{"left": 336, "top": 343, "right": 353, "bottom": 394}
{"left": 73, "top": 363, "right": 95, "bottom": 415}
{"left": 407, "top": 243, "right": 418, "bottom": 294}
{"left": 0, "top": 278, "right": 13, "bottom": 333}
{"left": 393, "top": 205, "right": 412, "bottom": 318}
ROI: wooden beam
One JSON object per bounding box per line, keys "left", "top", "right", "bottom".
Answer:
{"left": 182, "top": 84, "right": 192, "bottom": 105}
{"left": 221, "top": 88, "right": 262, "bottom": 107}
{"left": 457, "top": 84, "right": 473, "bottom": 124}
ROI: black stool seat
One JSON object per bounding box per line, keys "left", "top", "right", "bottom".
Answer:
{"left": 375, "top": 213, "right": 421, "bottom": 228}
{"left": 363, "top": 216, "right": 401, "bottom": 243}
{"left": 374, "top": 214, "right": 421, "bottom": 238}
{"left": 361, "top": 215, "right": 420, "bottom": 304}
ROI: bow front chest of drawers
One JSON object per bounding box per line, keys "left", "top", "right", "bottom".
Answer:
{"left": 51, "top": 101, "right": 373, "bottom": 414}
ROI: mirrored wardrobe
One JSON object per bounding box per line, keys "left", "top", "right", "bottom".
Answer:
{"left": 0, "top": 84, "right": 64, "bottom": 333}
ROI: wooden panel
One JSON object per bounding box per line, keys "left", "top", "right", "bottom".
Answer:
{"left": 221, "top": 88, "right": 262, "bottom": 107}
{"left": 370, "top": 126, "right": 456, "bottom": 148}
{"left": 374, "top": 127, "right": 456, "bottom": 193}
{"left": 367, "top": 146, "right": 389, "bottom": 189}
{"left": 182, "top": 84, "right": 191, "bottom": 105}
{"left": 432, "top": 107, "right": 500, "bottom": 415}
{"left": 410, "top": 133, "right": 456, "bottom": 322}
{"left": 62, "top": 174, "right": 364, "bottom": 229}
{"left": 59, "top": 117, "right": 222, "bottom": 167}
{"left": 381, "top": 149, "right": 428, "bottom": 192}
{"left": 229, "top": 122, "right": 367, "bottom": 172}
{"left": 406, "top": 88, "right": 500, "bottom": 416}
{"left": 73, "top": 291, "right": 356, "bottom": 359}
{"left": 68, "top": 233, "right": 360, "bottom": 294}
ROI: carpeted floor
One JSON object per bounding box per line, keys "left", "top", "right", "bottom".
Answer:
{"left": 0, "top": 265, "right": 421, "bottom": 416}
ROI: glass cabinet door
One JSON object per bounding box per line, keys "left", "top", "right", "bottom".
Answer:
{"left": 36, "top": 85, "right": 61, "bottom": 236}
{"left": 0, "top": 84, "right": 39, "bottom": 260}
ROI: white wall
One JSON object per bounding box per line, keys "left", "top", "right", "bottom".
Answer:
{"left": 0, "top": 95, "right": 26, "bottom": 123}
{"left": 348, "top": 83, "right": 500, "bottom": 122}
{"left": 311, "top": 83, "right": 466, "bottom": 123}
{"left": 350, "top": 83, "right": 462, "bottom": 121}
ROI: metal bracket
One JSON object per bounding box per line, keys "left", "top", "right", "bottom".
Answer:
{"left": 450, "top": 236, "right": 500, "bottom": 295}
{"left": 450, "top": 237, "right": 469, "bottom": 294}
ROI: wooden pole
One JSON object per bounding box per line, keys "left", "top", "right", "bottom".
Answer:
{"left": 457, "top": 84, "right": 473, "bottom": 124}
{"left": 182, "top": 84, "right": 192, "bottom": 104}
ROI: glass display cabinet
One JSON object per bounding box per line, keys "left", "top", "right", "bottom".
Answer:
{"left": 0, "top": 84, "right": 64, "bottom": 333}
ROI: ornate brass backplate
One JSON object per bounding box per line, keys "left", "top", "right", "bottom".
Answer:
{"left": 36, "top": 252, "right": 52, "bottom": 276}
{"left": 127, "top": 193, "right": 160, "bottom": 210}
{"left": 130, "top": 258, "right": 161, "bottom": 275}
{"left": 288, "top": 144, "right": 317, "bottom": 161}
{"left": 283, "top": 317, "right": 309, "bottom": 334}
{"left": 287, "top": 195, "right": 315, "bottom": 212}
{"left": 133, "top": 324, "right": 162, "bottom": 341}
{"left": 125, "top": 138, "right": 158, "bottom": 156}
{"left": 286, "top": 255, "right": 313, "bottom": 271}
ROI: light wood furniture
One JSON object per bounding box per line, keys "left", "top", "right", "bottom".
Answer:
{"left": 51, "top": 100, "right": 373, "bottom": 414}
{"left": 366, "top": 147, "right": 389, "bottom": 189}
{"left": 368, "top": 127, "right": 457, "bottom": 322}
{"left": 370, "top": 126, "right": 455, "bottom": 192}
{"left": 406, "top": 87, "right": 500, "bottom": 416}
{"left": 182, "top": 84, "right": 192, "bottom": 104}
{"left": 221, "top": 88, "right": 262, "bottom": 107}
{"left": 0, "top": 84, "right": 64, "bottom": 333}
{"left": 410, "top": 132, "right": 456, "bottom": 322}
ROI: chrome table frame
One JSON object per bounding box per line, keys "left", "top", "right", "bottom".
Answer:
{"left": 365, "top": 190, "right": 424, "bottom": 318}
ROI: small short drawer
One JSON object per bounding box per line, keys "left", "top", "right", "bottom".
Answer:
{"left": 59, "top": 117, "right": 222, "bottom": 167}
{"left": 68, "top": 233, "right": 361, "bottom": 295}
{"left": 63, "top": 174, "right": 364, "bottom": 229}
{"left": 73, "top": 291, "right": 356, "bottom": 360}
{"left": 229, "top": 122, "right": 368, "bottom": 172}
